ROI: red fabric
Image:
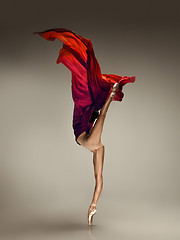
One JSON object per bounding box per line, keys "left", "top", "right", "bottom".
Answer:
{"left": 33, "top": 28, "right": 136, "bottom": 144}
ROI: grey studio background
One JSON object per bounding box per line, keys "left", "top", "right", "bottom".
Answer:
{"left": 0, "top": 0, "right": 180, "bottom": 239}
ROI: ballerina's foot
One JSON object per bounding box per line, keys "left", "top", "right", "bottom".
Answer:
{"left": 110, "top": 82, "right": 119, "bottom": 99}
{"left": 88, "top": 203, "right": 97, "bottom": 225}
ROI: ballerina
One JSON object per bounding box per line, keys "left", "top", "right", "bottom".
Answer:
{"left": 34, "top": 28, "right": 136, "bottom": 225}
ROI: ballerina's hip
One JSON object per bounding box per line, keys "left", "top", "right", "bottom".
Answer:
{"left": 77, "top": 132, "right": 104, "bottom": 153}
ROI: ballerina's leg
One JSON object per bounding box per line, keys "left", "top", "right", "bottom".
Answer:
{"left": 86, "top": 95, "right": 113, "bottom": 145}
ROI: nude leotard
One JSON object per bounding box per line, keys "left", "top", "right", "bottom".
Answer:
{"left": 77, "top": 132, "right": 104, "bottom": 152}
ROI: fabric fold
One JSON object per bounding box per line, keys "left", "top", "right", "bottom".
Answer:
{"left": 34, "top": 28, "right": 136, "bottom": 144}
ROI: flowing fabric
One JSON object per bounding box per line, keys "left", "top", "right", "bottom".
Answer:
{"left": 33, "top": 28, "right": 136, "bottom": 145}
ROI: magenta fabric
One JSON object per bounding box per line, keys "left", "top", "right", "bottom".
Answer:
{"left": 33, "top": 28, "right": 136, "bottom": 144}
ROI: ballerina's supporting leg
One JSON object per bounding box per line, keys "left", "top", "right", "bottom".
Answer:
{"left": 88, "top": 144, "right": 104, "bottom": 225}
{"left": 91, "top": 144, "right": 104, "bottom": 204}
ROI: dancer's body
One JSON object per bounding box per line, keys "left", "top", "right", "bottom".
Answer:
{"left": 34, "top": 28, "right": 136, "bottom": 225}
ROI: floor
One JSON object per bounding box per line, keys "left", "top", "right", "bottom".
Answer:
{"left": 0, "top": 199, "right": 179, "bottom": 240}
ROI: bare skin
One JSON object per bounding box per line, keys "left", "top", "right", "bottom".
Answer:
{"left": 77, "top": 94, "right": 113, "bottom": 213}
{"left": 77, "top": 83, "right": 119, "bottom": 225}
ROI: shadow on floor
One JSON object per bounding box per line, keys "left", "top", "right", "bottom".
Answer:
{"left": 0, "top": 218, "right": 102, "bottom": 236}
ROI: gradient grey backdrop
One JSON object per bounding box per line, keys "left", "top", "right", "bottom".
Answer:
{"left": 0, "top": 0, "right": 180, "bottom": 239}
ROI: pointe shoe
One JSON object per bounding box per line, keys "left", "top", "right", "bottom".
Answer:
{"left": 110, "top": 82, "right": 119, "bottom": 99}
{"left": 88, "top": 203, "right": 97, "bottom": 226}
